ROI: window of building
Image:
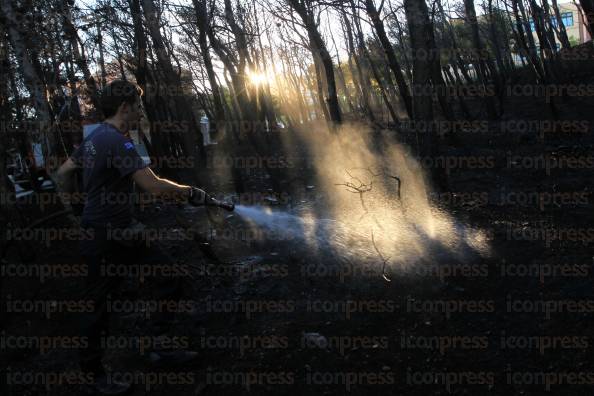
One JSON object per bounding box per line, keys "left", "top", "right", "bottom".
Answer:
{"left": 530, "top": 12, "right": 574, "bottom": 31}
{"left": 561, "top": 12, "right": 573, "bottom": 27}
{"left": 550, "top": 12, "right": 574, "bottom": 28}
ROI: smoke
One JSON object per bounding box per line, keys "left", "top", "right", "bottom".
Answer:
{"left": 236, "top": 121, "right": 491, "bottom": 277}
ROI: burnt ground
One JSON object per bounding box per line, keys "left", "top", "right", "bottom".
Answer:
{"left": 1, "top": 91, "right": 594, "bottom": 396}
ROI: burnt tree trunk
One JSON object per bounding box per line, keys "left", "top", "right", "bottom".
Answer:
{"left": 287, "top": 0, "right": 342, "bottom": 125}
{"left": 193, "top": 0, "right": 227, "bottom": 130}
{"left": 551, "top": 0, "right": 572, "bottom": 49}
{"left": 364, "top": 0, "right": 413, "bottom": 119}
{"left": 464, "top": 0, "right": 499, "bottom": 119}
{"left": 142, "top": 0, "right": 205, "bottom": 174}
{"left": 580, "top": 0, "right": 594, "bottom": 34}
{"left": 60, "top": 0, "right": 102, "bottom": 116}
{"left": 1, "top": 0, "right": 57, "bottom": 168}
{"left": 403, "top": 0, "right": 434, "bottom": 151}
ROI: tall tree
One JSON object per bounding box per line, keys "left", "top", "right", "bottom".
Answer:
{"left": 192, "top": 0, "right": 227, "bottom": 127}
{"left": 551, "top": 0, "right": 572, "bottom": 49}
{"left": 286, "top": 0, "right": 342, "bottom": 125}
{"left": 1, "top": 0, "right": 57, "bottom": 166}
{"left": 141, "top": 0, "right": 205, "bottom": 174}
{"left": 403, "top": 0, "right": 434, "bottom": 137}
{"left": 463, "top": 0, "right": 499, "bottom": 119}
{"left": 579, "top": 0, "right": 594, "bottom": 35}
{"left": 60, "top": 0, "right": 102, "bottom": 115}
{"left": 363, "top": 0, "right": 413, "bottom": 119}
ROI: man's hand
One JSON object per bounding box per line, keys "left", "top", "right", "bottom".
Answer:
{"left": 54, "top": 158, "right": 78, "bottom": 195}
{"left": 188, "top": 187, "right": 210, "bottom": 206}
{"left": 53, "top": 158, "right": 82, "bottom": 224}
{"left": 189, "top": 188, "right": 234, "bottom": 211}
{"left": 53, "top": 158, "right": 78, "bottom": 208}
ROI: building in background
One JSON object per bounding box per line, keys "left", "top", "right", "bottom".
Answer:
{"left": 449, "top": 2, "right": 592, "bottom": 66}
{"left": 511, "top": 2, "right": 592, "bottom": 63}
{"left": 528, "top": 2, "right": 591, "bottom": 50}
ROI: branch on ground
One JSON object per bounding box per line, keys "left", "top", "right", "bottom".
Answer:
{"left": 371, "top": 230, "right": 391, "bottom": 282}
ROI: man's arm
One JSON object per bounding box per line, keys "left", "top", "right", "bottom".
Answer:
{"left": 53, "top": 158, "right": 83, "bottom": 221}
{"left": 132, "top": 167, "right": 194, "bottom": 201}
{"left": 113, "top": 134, "right": 207, "bottom": 204}
{"left": 132, "top": 168, "right": 231, "bottom": 209}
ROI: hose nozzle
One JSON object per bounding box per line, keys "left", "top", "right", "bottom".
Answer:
{"left": 207, "top": 196, "right": 235, "bottom": 211}
{"left": 216, "top": 201, "right": 235, "bottom": 212}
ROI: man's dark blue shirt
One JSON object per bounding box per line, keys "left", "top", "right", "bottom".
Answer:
{"left": 70, "top": 122, "right": 147, "bottom": 230}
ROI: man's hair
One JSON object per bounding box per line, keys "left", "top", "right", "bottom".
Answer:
{"left": 100, "top": 80, "right": 143, "bottom": 118}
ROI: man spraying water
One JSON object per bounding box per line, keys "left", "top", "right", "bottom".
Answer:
{"left": 55, "top": 80, "right": 232, "bottom": 395}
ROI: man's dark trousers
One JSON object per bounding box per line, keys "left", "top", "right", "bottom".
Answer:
{"left": 77, "top": 224, "right": 183, "bottom": 376}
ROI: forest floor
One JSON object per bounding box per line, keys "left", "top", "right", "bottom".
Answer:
{"left": 2, "top": 91, "right": 594, "bottom": 396}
